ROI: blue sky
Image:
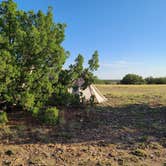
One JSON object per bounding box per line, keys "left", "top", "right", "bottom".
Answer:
{"left": 4, "top": 0, "right": 166, "bottom": 79}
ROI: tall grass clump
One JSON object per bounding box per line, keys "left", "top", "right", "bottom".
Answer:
{"left": 40, "top": 107, "right": 59, "bottom": 125}
{"left": 0, "top": 111, "right": 8, "bottom": 124}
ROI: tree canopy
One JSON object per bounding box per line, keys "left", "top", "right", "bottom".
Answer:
{"left": 0, "top": 0, "right": 100, "bottom": 120}
{"left": 121, "top": 74, "right": 145, "bottom": 85}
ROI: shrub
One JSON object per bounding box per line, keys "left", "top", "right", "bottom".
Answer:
{"left": 145, "top": 77, "right": 166, "bottom": 84}
{"left": 121, "top": 74, "right": 145, "bottom": 84}
{"left": 49, "top": 92, "right": 80, "bottom": 106}
{"left": 0, "top": 0, "right": 67, "bottom": 113}
{"left": 0, "top": 0, "right": 100, "bottom": 116}
{"left": 90, "top": 95, "right": 95, "bottom": 106}
{"left": 49, "top": 84, "right": 81, "bottom": 106}
{"left": 5, "top": 150, "right": 14, "bottom": 156}
{"left": 0, "top": 111, "right": 8, "bottom": 124}
{"left": 40, "top": 107, "right": 59, "bottom": 125}
{"left": 31, "top": 107, "right": 39, "bottom": 117}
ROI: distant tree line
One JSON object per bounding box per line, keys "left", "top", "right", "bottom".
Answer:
{"left": 95, "top": 74, "right": 166, "bottom": 85}
{"left": 145, "top": 77, "right": 166, "bottom": 84}
{"left": 121, "top": 74, "right": 166, "bottom": 85}
{"left": 94, "top": 79, "right": 120, "bottom": 84}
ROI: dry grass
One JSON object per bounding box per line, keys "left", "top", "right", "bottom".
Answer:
{"left": 96, "top": 84, "right": 166, "bottom": 107}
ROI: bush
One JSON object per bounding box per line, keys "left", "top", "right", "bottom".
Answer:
{"left": 145, "top": 77, "right": 166, "bottom": 84}
{"left": 40, "top": 107, "right": 59, "bottom": 125}
{"left": 31, "top": 107, "right": 39, "bottom": 117}
{"left": 0, "top": 0, "right": 67, "bottom": 113}
{"left": 0, "top": 0, "right": 99, "bottom": 117}
{"left": 0, "top": 111, "right": 8, "bottom": 124}
{"left": 121, "top": 74, "right": 145, "bottom": 84}
{"left": 55, "top": 93, "right": 80, "bottom": 106}
{"left": 48, "top": 84, "right": 81, "bottom": 106}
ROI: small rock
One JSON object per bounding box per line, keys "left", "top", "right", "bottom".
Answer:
{"left": 108, "top": 151, "right": 116, "bottom": 158}
{"left": 5, "top": 150, "right": 14, "bottom": 156}
{"left": 81, "top": 148, "right": 87, "bottom": 152}
{"left": 80, "top": 119, "right": 83, "bottom": 122}
{"left": 48, "top": 144, "right": 55, "bottom": 148}
{"left": 117, "top": 159, "right": 124, "bottom": 165}
{"left": 3, "top": 159, "right": 11, "bottom": 165}
{"left": 55, "top": 148, "right": 63, "bottom": 154}
{"left": 150, "top": 154, "right": 154, "bottom": 159}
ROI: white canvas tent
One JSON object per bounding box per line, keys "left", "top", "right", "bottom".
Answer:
{"left": 68, "top": 78, "right": 107, "bottom": 103}
{"left": 81, "top": 84, "right": 107, "bottom": 103}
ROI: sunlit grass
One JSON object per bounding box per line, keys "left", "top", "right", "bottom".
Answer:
{"left": 96, "top": 84, "right": 166, "bottom": 107}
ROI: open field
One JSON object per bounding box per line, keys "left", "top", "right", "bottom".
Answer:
{"left": 0, "top": 85, "right": 166, "bottom": 166}
{"left": 96, "top": 84, "right": 166, "bottom": 107}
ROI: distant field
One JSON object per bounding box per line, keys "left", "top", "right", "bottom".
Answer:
{"left": 96, "top": 84, "right": 166, "bottom": 107}
{"left": 95, "top": 79, "right": 120, "bottom": 84}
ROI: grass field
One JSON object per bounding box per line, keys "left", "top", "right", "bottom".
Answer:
{"left": 96, "top": 84, "right": 166, "bottom": 107}
{"left": 0, "top": 85, "right": 166, "bottom": 165}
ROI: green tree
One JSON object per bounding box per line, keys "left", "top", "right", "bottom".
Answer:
{"left": 88, "top": 51, "right": 99, "bottom": 71}
{"left": 0, "top": 0, "right": 67, "bottom": 112}
{"left": 58, "top": 51, "right": 99, "bottom": 89}
{"left": 121, "top": 74, "right": 145, "bottom": 85}
{"left": 52, "top": 51, "right": 100, "bottom": 106}
{"left": 145, "top": 77, "right": 166, "bottom": 84}
{"left": 69, "top": 51, "right": 99, "bottom": 89}
{"left": 0, "top": 0, "right": 100, "bottom": 113}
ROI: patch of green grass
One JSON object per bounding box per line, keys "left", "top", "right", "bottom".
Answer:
{"left": 15, "top": 124, "right": 27, "bottom": 131}
{"left": 0, "top": 112, "right": 8, "bottom": 124}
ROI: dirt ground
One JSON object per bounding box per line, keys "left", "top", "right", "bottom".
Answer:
{"left": 0, "top": 85, "right": 166, "bottom": 166}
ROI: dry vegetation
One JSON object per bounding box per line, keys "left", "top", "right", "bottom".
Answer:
{"left": 97, "top": 84, "right": 166, "bottom": 107}
{"left": 0, "top": 85, "right": 166, "bottom": 166}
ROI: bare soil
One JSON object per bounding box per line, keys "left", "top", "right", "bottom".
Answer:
{"left": 0, "top": 85, "right": 166, "bottom": 166}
